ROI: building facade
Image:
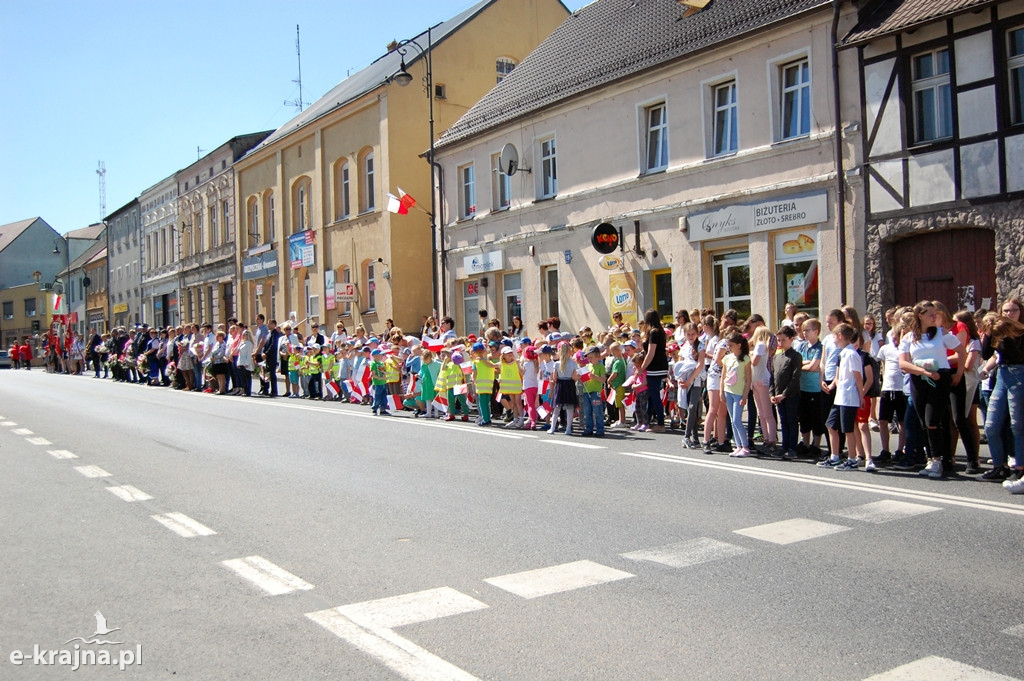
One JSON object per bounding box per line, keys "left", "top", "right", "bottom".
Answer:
{"left": 234, "top": 0, "right": 570, "bottom": 335}
{"left": 0, "top": 217, "right": 67, "bottom": 358}
{"left": 83, "top": 247, "right": 108, "bottom": 335}
{"left": 842, "top": 0, "right": 1024, "bottom": 313}
{"left": 435, "top": 0, "right": 863, "bottom": 335}
{"left": 140, "top": 177, "right": 179, "bottom": 327}
{"left": 104, "top": 199, "right": 142, "bottom": 329}
{"left": 176, "top": 132, "right": 271, "bottom": 326}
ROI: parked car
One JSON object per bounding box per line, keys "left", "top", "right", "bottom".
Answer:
{"left": 0, "top": 350, "right": 11, "bottom": 369}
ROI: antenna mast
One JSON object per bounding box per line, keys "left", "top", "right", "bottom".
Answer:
{"left": 96, "top": 161, "right": 106, "bottom": 221}
{"left": 284, "top": 25, "right": 306, "bottom": 112}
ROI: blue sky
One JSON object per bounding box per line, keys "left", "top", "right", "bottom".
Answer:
{"left": 0, "top": 0, "right": 586, "bottom": 233}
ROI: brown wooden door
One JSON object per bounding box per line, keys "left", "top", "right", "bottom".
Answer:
{"left": 892, "top": 228, "right": 996, "bottom": 311}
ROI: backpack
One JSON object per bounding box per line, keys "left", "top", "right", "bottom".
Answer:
{"left": 860, "top": 350, "right": 881, "bottom": 398}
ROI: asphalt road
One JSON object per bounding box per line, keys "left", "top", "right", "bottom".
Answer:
{"left": 1, "top": 369, "right": 1022, "bottom": 681}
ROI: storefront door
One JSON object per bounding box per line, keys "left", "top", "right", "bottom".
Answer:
{"left": 462, "top": 280, "right": 479, "bottom": 336}
{"left": 652, "top": 269, "right": 673, "bottom": 324}
{"left": 713, "top": 251, "right": 751, "bottom": 320}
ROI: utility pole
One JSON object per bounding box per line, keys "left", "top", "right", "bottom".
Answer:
{"left": 283, "top": 25, "right": 306, "bottom": 112}
{"left": 96, "top": 161, "right": 106, "bottom": 222}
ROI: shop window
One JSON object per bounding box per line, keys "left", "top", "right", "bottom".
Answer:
{"left": 652, "top": 268, "right": 673, "bottom": 324}
{"left": 712, "top": 251, "right": 751, "bottom": 320}
{"left": 774, "top": 230, "right": 819, "bottom": 322}
{"left": 462, "top": 280, "right": 480, "bottom": 337}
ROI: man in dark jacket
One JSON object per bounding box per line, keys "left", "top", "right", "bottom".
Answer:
{"left": 262, "top": 319, "right": 282, "bottom": 397}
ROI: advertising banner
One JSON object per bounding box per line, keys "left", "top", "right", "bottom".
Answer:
{"left": 289, "top": 231, "right": 315, "bottom": 269}
{"left": 609, "top": 272, "right": 637, "bottom": 329}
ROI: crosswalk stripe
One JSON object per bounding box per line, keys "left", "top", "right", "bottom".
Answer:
{"left": 1, "top": 421, "right": 17, "bottom": 426}
{"left": 151, "top": 512, "right": 217, "bottom": 538}
{"left": 25, "top": 437, "right": 52, "bottom": 445}
{"left": 829, "top": 499, "right": 941, "bottom": 524}
{"left": 1003, "top": 624, "right": 1024, "bottom": 639}
{"left": 221, "top": 556, "right": 313, "bottom": 595}
{"left": 733, "top": 518, "right": 851, "bottom": 545}
{"left": 47, "top": 449, "right": 78, "bottom": 459}
{"left": 863, "top": 656, "right": 1022, "bottom": 680}
{"left": 105, "top": 485, "right": 153, "bottom": 502}
{"left": 334, "top": 587, "right": 489, "bottom": 630}
{"left": 622, "top": 537, "right": 751, "bottom": 568}
{"left": 11, "top": 428, "right": 32, "bottom": 435}
{"left": 74, "top": 465, "right": 111, "bottom": 478}
{"left": 484, "top": 560, "right": 634, "bottom": 599}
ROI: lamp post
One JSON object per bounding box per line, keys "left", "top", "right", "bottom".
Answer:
{"left": 394, "top": 25, "right": 440, "bottom": 316}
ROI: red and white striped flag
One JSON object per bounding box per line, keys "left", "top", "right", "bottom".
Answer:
{"left": 53, "top": 295, "right": 62, "bottom": 312}
{"left": 326, "top": 380, "right": 341, "bottom": 398}
{"left": 423, "top": 338, "right": 445, "bottom": 352}
{"left": 385, "top": 395, "right": 399, "bottom": 411}
{"left": 432, "top": 395, "right": 448, "bottom": 413}
{"left": 579, "top": 369, "right": 592, "bottom": 383}
{"left": 606, "top": 389, "right": 617, "bottom": 405}
{"left": 454, "top": 383, "right": 468, "bottom": 396}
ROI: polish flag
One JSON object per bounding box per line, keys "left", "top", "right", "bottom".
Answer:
{"left": 454, "top": 383, "right": 468, "bottom": 395}
{"left": 460, "top": 361, "right": 473, "bottom": 375}
{"left": 326, "top": 380, "right": 341, "bottom": 398}
{"left": 432, "top": 395, "right": 449, "bottom": 413}
{"left": 344, "top": 379, "right": 366, "bottom": 400}
{"left": 606, "top": 389, "right": 617, "bottom": 405}
{"left": 579, "top": 369, "right": 592, "bottom": 383}
{"left": 53, "top": 295, "right": 62, "bottom": 312}
{"left": 398, "top": 188, "right": 416, "bottom": 211}
{"left": 423, "top": 338, "right": 445, "bottom": 352}
{"left": 385, "top": 395, "right": 400, "bottom": 411}
{"left": 386, "top": 193, "right": 409, "bottom": 215}
{"left": 538, "top": 403, "right": 550, "bottom": 419}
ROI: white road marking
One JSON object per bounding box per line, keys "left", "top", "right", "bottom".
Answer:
{"left": 627, "top": 451, "right": 1024, "bottom": 517}
{"left": 484, "top": 560, "right": 634, "bottom": 599}
{"left": 221, "top": 556, "right": 313, "bottom": 595}
{"left": 308, "top": 598, "right": 485, "bottom": 681}
{"left": 74, "top": 465, "right": 111, "bottom": 478}
{"left": 541, "top": 439, "right": 606, "bottom": 450}
{"left": 863, "top": 656, "right": 1022, "bottom": 680}
{"left": 1, "top": 421, "right": 16, "bottom": 426}
{"left": 622, "top": 537, "right": 750, "bottom": 568}
{"left": 151, "top": 512, "right": 217, "bottom": 538}
{"left": 25, "top": 437, "right": 52, "bottom": 445}
{"left": 734, "top": 518, "right": 851, "bottom": 545}
{"left": 105, "top": 485, "right": 153, "bottom": 502}
{"left": 829, "top": 499, "right": 941, "bottom": 524}
{"left": 11, "top": 428, "right": 33, "bottom": 435}
{"left": 334, "top": 587, "right": 489, "bottom": 630}
{"left": 47, "top": 449, "right": 78, "bottom": 459}
{"left": 1003, "top": 624, "right": 1024, "bottom": 639}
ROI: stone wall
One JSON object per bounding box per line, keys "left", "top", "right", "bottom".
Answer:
{"left": 866, "top": 200, "right": 1024, "bottom": 319}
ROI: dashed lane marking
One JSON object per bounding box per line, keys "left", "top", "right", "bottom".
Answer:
{"left": 11, "top": 428, "right": 32, "bottom": 435}
{"left": 151, "top": 512, "right": 217, "bottom": 538}
{"left": 105, "top": 485, "right": 153, "bottom": 502}
{"left": 1, "top": 421, "right": 17, "bottom": 426}
{"left": 862, "top": 656, "right": 1022, "bottom": 680}
{"left": 829, "top": 499, "right": 941, "bottom": 524}
{"left": 74, "top": 465, "right": 111, "bottom": 478}
{"left": 733, "top": 518, "right": 851, "bottom": 545}
{"left": 25, "top": 437, "right": 52, "bottom": 446}
{"left": 484, "top": 560, "right": 634, "bottom": 599}
{"left": 47, "top": 449, "right": 78, "bottom": 459}
{"left": 1003, "top": 624, "right": 1024, "bottom": 639}
{"left": 540, "top": 439, "right": 606, "bottom": 450}
{"left": 626, "top": 451, "right": 1024, "bottom": 517}
{"left": 622, "top": 537, "right": 751, "bottom": 569}
{"left": 221, "top": 556, "right": 313, "bottom": 595}
{"left": 307, "top": 587, "right": 488, "bottom": 681}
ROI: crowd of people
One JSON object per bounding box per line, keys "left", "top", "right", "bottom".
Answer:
{"left": 19, "top": 298, "right": 1024, "bottom": 495}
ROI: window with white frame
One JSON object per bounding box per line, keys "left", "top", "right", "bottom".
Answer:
{"left": 366, "top": 261, "right": 376, "bottom": 311}
{"left": 539, "top": 137, "right": 557, "bottom": 199}
{"left": 209, "top": 205, "right": 218, "bottom": 247}
{"left": 340, "top": 266, "right": 351, "bottom": 316}
{"left": 911, "top": 48, "right": 952, "bottom": 143}
{"left": 222, "top": 200, "right": 230, "bottom": 243}
{"left": 24, "top": 298, "right": 36, "bottom": 317}
{"left": 266, "top": 192, "right": 275, "bottom": 242}
{"left": 459, "top": 163, "right": 476, "bottom": 219}
{"left": 491, "top": 152, "right": 510, "bottom": 210}
{"left": 298, "top": 184, "right": 307, "bottom": 232}
{"left": 249, "top": 197, "right": 260, "bottom": 245}
{"left": 713, "top": 80, "right": 738, "bottom": 156}
{"left": 1009, "top": 28, "right": 1024, "bottom": 125}
{"left": 340, "top": 162, "right": 351, "bottom": 218}
{"left": 496, "top": 57, "right": 516, "bottom": 83}
{"left": 362, "top": 151, "right": 376, "bottom": 212}
{"left": 780, "top": 58, "right": 811, "bottom": 140}
{"left": 643, "top": 102, "right": 669, "bottom": 172}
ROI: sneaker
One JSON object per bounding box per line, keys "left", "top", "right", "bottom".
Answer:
{"left": 835, "top": 458, "right": 859, "bottom": 471}
{"left": 730, "top": 448, "right": 750, "bottom": 458}
{"left": 918, "top": 460, "right": 936, "bottom": 476}
{"left": 1005, "top": 477, "right": 1024, "bottom": 494}
{"left": 504, "top": 419, "right": 521, "bottom": 429}
{"left": 630, "top": 424, "right": 640, "bottom": 431}
{"left": 715, "top": 442, "right": 732, "bottom": 453}
{"left": 379, "top": 410, "right": 392, "bottom": 417}
{"left": 462, "top": 415, "right": 469, "bottom": 422}
{"left": 444, "top": 415, "right": 455, "bottom": 422}
{"left": 869, "top": 419, "right": 880, "bottom": 432}
{"left": 889, "top": 422, "right": 899, "bottom": 434}
{"left": 965, "top": 463, "right": 982, "bottom": 475}
{"left": 761, "top": 443, "right": 780, "bottom": 457}
{"left": 638, "top": 424, "right": 648, "bottom": 432}
{"left": 817, "top": 457, "right": 841, "bottom": 468}
{"left": 892, "top": 456, "right": 916, "bottom": 471}
{"left": 928, "top": 460, "right": 944, "bottom": 479}
{"left": 795, "top": 442, "right": 808, "bottom": 457}
{"left": 547, "top": 426, "right": 558, "bottom": 434}
{"left": 782, "top": 449, "right": 797, "bottom": 460}
{"left": 876, "top": 450, "right": 892, "bottom": 464}
{"left": 703, "top": 441, "right": 713, "bottom": 455}
{"left": 864, "top": 460, "right": 877, "bottom": 472}
{"left": 974, "top": 464, "right": 1007, "bottom": 481}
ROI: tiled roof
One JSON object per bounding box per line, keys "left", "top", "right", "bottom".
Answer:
{"left": 841, "top": 0, "right": 994, "bottom": 46}
{"left": 249, "top": 0, "right": 495, "bottom": 154}
{"left": 0, "top": 217, "right": 41, "bottom": 255}
{"left": 66, "top": 224, "right": 105, "bottom": 241}
{"left": 437, "top": 0, "right": 831, "bottom": 148}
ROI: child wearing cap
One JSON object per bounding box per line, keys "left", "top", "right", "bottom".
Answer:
{"left": 472, "top": 343, "right": 497, "bottom": 426}
{"left": 287, "top": 344, "right": 302, "bottom": 398}
{"left": 319, "top": 345, "right": 335, "bottom": 400}
{"left": 580, "top": 346, "right": 607, "bottom": 437}
{"left": 369, "top": 349, "right": 390, "bottom": 415}
{"left": 442, "top": 351, "right": 469, "bottom": 422}
{"left": 499, "top": 347, "right": 525, "bottom": 429}
{"left": 548, "top": 342, "right": 580, "bottom": 435}
{"left": 417, "top": 350, "right": 441, "bottom": 418}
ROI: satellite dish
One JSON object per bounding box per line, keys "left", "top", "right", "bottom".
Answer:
{"left": 499, "top": 143, "right": 519, "bottom": 176}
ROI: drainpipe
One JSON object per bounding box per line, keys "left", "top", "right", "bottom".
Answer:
{"left": 832, "top": 0, "right": 848, "bottom": 304}
{"left": 434, "top": 162, "right": 447, "bottom": 314}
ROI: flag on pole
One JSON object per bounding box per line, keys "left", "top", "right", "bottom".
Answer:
{"left": 53, "top": 294, "right": 62, "bottom": 312}
{"left": 386, "top": 193, "right": 409, "bottom": 215}
{"left": 579, "top": 369, "right": 592, "bottom": 383}
{"left": 398, "top": 187, "right": 416, "bottom": 212}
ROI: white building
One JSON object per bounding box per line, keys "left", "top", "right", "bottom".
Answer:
{"left": 140, "top": 176, "right": 179, "bottom": 327}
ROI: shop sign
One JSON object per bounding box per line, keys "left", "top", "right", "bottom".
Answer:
{"left": 599, "top": 254, "right": 622, "bottom": 270}
{"left": 289, "top": 230, "right": 315, "bottom": 269}
{"left": 590, "top": 222, "right": 619, "bottom": 254}
{"left": 255, "top": 284, "right": 264, "bottom": 296}
{"left": 113, "top": 303, "right": 129, "bottom": 314}
{"left": 464, "top": 250, "right": 503, "bottom": 274}
{"left": 242, "top": 250, "right": 280, "bottom": 280}
{"left": 335, "top": 283, "right": 356, "bottom": 304}
{"left": 686, "top": 190, "right": 828, "bottom": 242}
{"left": 609, "top": 272, "right": 637, "bottom": 329}
{"left": 774, "top": 230, "right": 818, "bottom": 260}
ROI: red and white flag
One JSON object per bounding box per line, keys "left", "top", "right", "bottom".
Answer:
{"left": 385, "top": 395, "right": 400, "bottom": 411}
{"left": 606, "top": 389, "right": 617, "bottom": 406}
{"left": 326, "top": 380, "right": 341, "bottom": 398}
{"left": 454, "top": 383, "right": 468, "bottom": 396}
{"left": 579, "top": 369, "right": 592, "bottom": 383}
{"left": 385, "top": 188, "right": 416, "bottom": 215}
{"left": 53, "top": 295, "right": 62, "bottom": 312}
{"left": 432, "top": 395, "right": 449, "bottom": 413}
{"left": 423, "top": 338, "right": 445, "bottom": 352}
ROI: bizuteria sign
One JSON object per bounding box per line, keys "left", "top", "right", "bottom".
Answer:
{"left": 685, "top": 190, "right": 828, "bottom": 242}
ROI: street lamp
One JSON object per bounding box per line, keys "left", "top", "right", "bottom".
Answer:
{"left": 393, "top": 26, "right": 441, "bottom": 316}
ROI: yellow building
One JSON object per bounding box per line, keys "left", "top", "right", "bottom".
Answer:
{"left": 234, "top": 0, "right": 569, "bottom": 336}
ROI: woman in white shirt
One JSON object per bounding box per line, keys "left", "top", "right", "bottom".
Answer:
{"left": 898, "top": 301, "right": 965, "bottom": 479}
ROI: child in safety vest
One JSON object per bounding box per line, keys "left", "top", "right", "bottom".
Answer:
{"left": 369, "top": 349, "right": 390, "bottom": 415}
{"left": 498, "top": 347, "right": 524, "bottom": 429}
{"left": 472, "top": 342, "right": 497, "bottom": 426}
{"left": 385, "top": 349, "right": 403, "bottom": 407}
{"left": 287, "top": 346, "right": 302, "bottom": 398}
{"left": 443, "top": 351, "right": 469, "bottom": 421}
{"left": 319, "top": 346, "right": 336, "bottom": 400}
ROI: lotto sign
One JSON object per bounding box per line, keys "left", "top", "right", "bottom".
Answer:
{"left": 335, "top": 283, "right": 356, "bottom": 303}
